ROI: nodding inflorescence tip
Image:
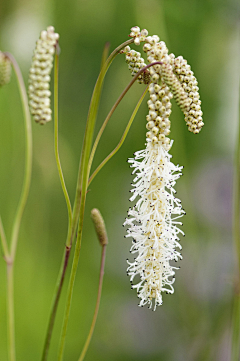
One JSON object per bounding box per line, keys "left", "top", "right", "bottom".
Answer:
{"left": 121, "top": 26, "right": 203, "bottom": 140}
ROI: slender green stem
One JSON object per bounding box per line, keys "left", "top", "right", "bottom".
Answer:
{"left": 0, "top": 216, "right": 9, "bottom": 259}
{"left": 41, "top": 47, "right": 74, "bottom": 361}
{"left": 69, "top": 39, "right": 134, "bottom": 249}
{"left": 78, "top": 244, "right": 107, "bottom": 361}
{"left": 57, "top": 39, "right": 134, "bottom": 361}
{"left": 3, "top": 52, "right": 32, "bottom": 361}
{"left": 54, "top": 48, "right": 73, "bottom": 238}
{"left": 41, "top": 42, "right": 114, "bottom": 361}
{"left": 5, "top": 52, "right": 32, "bottom": 262}
{"left": 231, "top": 45, "right": 240, "bottom": 361}
{"left": 88, "top": 86, "right": 149, "bottom": 186}
{"left": 41, "top": 247, "right": 71, "bottom": 361}
{"left": 88, "top": 62, "right": 162, "bottom": 175}
{"left": 7, "top": 263, "right": 15, "bottom": 361}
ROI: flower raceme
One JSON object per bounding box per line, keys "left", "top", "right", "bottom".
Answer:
{"left": 123, "top": 26, "right": 203, "bottom": 310}
{"left": 28, "top": 26, "right": 59, "bottom": 125}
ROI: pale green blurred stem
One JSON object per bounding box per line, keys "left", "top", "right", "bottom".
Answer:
{"left": 7, "top": 264, "right": 15, "bottom": 361}
{"left": 78, "top": 244, "right": 107, "bottom": 361}
{"left": 57, "top": 39, "right": 134, "bottom": 361}
{"left": 231, "top": 54, "right": 240, "bottom": 361}
{"left": 5, "top": 53, "right": 33, "bottom": 264}
{"left": 88, "top": 86, "right": 149, "bottom": 186}
{"left": 4, "top": 52, "right": 32, "bottom": 361}
{"left": 0, "top": 216, "right": 9, "bottom": 259}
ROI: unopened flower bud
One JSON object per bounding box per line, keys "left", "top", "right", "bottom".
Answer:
{"left": 91, "top": 208, "right": 108, "bottom": 246}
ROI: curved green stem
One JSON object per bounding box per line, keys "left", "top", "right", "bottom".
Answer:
{"left": 4, "top": 52, "right": 32, "bottom": 361}
{"left": 57, "top": 39, "right": 134, "bottom": 361}
{"left": 54, "top": 48, "right": 73, "bottom": 238}
{"left": 69, "top": 39, "right": 134, "bottom": 248}
{"left": 78, "top": 244, "right": 107, "bottom": 361}
{"left": 41, "top": 42, "right": 114, "bottom": 361}
{"left": 5, "top": 52, "right": 32, "bottom": 262}
{"left": 88, "top": 86, "right": 149, "bottom": 186}
{"left": 41, "top": 47, "right": 74, "bottom": 361}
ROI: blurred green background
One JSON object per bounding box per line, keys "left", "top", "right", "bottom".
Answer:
{"left": 0, "top": 0, "right": 239, "bottom": 360}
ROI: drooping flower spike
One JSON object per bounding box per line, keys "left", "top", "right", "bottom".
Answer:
{"left": 28, "top": 26, "right": 59, "bottom": 125}
{"left": 123, "top": 27, "right": 203, "bottom": 310}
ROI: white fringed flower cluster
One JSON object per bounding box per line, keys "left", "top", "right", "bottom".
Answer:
{"left": 124, "top": 141, "right": 185, "bottom": 310}
{"left": 28, "top": 26, "right": 59, "bottom": 125}
{"left": 0, "top": 51, "right": 11, "bottom": 86}
{"left": 123, "top": 26, "right": 203, "bottom": 309}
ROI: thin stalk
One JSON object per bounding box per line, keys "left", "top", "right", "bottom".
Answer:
{"left": 54, "top": 48, "right": 73, "bottom": 238}
{"left": 88, "top": 86, "right": 149, "bottom": 186}
{"left": 5, "top": 52, "right": 32, "bottom": 262}
{"left": 41, "top": 42, "right": 113, "bottom": 361}
{"left": 4, "top": 52, "right": 32, "bottom": 361}
{"left": 69, "top": 38, "right": 134, "bottom": 250}
{"left": 78, "top": 244, "right": 107, "bottom": 361}
{"left": 88, "top": 62, "right": 162, "bottom": 174}
{"left": 57, "top": 39, "right": 134, "bottom": 361}
{"left": 41, "top": 48, "right": 74, "bottom": 361}
{"left": 41, "top": 247, "right": 71, "bottom": 361}
{"left": 7, "top": 263, "right": 15, "bottom": 361}
{"left": 0, "top": 216, "right": 9, "bottom": 259}
{"left": 231, "top": 47, "right": 240, "bottom": 361}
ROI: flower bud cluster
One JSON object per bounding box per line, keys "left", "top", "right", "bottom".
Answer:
{"left": 146, "top": 83, "right": 172, "bottom": 150}
{"left": 172, "top": 55, "right": 203, "bottom": 134}
{"left": 0, "top": 51, "right": 11, "bottom": 86}
{"left": 122, "top": 26, "right": 204, "bottom": 136}
{"left": 28, "top": 26, "right": 59, "bottom": 125}
{"left": 143, "top": 36, "right": 169, "bottom": 69}
{"left": 122, "top": 46, "right": 147, "bottom": 84}
{"left": 129, "top": 26, "right": 148, "bottom": 46}
{"left": 161, "top": 62, "right": 191, "bottom": 113}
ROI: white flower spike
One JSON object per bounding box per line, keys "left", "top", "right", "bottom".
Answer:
{"left": 28, "top": 26, "right": 59, "bottom": 125}
{"left": 123, "top": 27, "right": 202, "bottom": 310}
